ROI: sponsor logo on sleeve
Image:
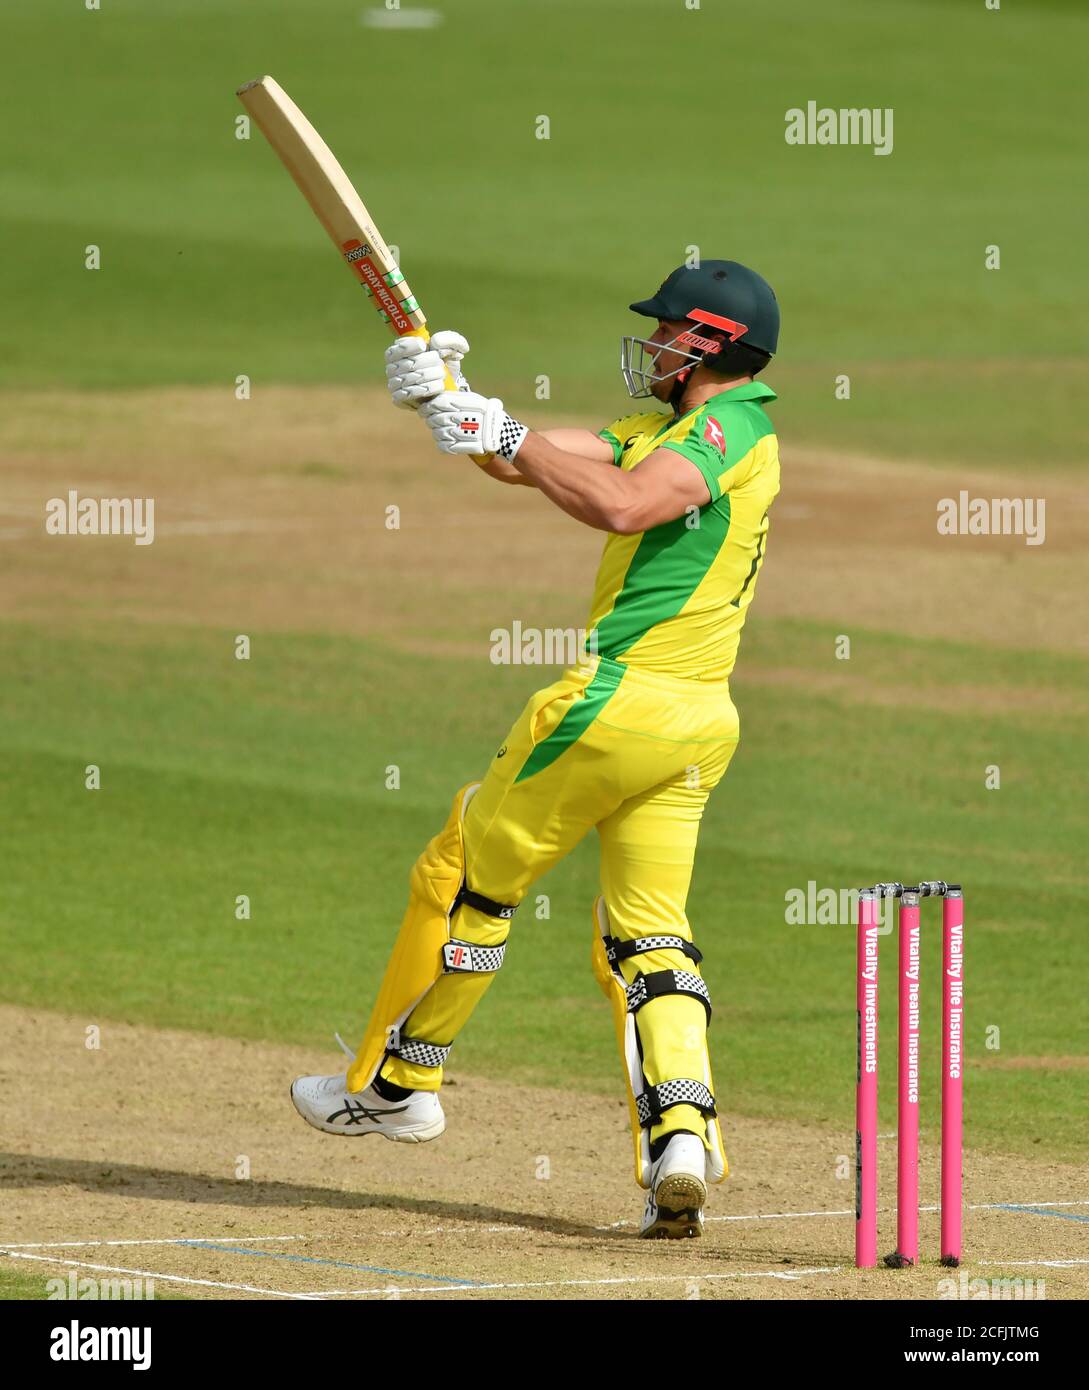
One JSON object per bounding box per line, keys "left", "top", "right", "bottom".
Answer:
{"left": 703, "top": 416, "right": 726, "bottom": 454}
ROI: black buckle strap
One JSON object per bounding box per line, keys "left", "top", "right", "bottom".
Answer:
{"left": 453, "top": 884, "right": 517, "bottom": 921}
{"left": 603, "top": 933, "right": 703, "bottom": 967}
{"left": 636, "top": 1078, "right": 716, "bottom": 1127}
{"left": 625, "top": 969, "right": 712, "bottom": 1024}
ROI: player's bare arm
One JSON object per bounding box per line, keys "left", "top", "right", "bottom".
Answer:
{"left": 475, "top": 429, "right": 612, "bottom": 487}
{"left": 505, "top": 432, "right": 710, "bottom": 532}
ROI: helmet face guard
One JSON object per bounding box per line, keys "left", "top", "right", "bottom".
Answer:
{"left": 619, "top": 330, "right": 705, "bottom": 399}
{"left": 619, "top": 311, "right": 751, "bottom": 400}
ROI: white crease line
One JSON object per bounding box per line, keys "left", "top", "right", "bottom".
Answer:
{"left": 598, "top": 1197, "right": 1089, "bottom": 1231}
{"left": 713, "top": 1197, "right": 1089, "bottom": 1224}
{"left": 978, "top": 1259, "right": 1089, "bottom": 1269}
{"left": 9, "top": 1197, "right": 1089, "bottom": 1249}
{"left": 0, "top": 1249, "right": 316, "bottom": 1300}
{"left": 306, "top": 1266, "right": 844, "bottom": 1298}
{"left": 0, "top": 1235, "right": 315, "bottom": 1250}
{"left": 0, "top": 1225, "right": 502, "bottom": 1250}
{"left": 714, "top": 1208, "right": 851, "bottom": 1224}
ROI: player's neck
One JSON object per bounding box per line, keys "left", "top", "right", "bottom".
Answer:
{"left": 679, "top": 372, "right": 753, "bottom": 414}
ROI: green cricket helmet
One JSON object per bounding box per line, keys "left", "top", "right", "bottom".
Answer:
{"left": 621, "top": 259, "right": 779, "bottom": 400}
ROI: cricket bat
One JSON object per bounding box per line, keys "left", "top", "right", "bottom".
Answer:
{"left": 237, "top": 75, "right": 454, "bottom": 386}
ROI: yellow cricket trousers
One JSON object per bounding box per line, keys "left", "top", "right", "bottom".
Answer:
{"left": 381, "top": 653, "right": 740, "bottom": 1147}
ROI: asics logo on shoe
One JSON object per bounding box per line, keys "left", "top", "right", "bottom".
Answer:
{"left": 326, "top": 1098, "right": 410, "bottom": 1125}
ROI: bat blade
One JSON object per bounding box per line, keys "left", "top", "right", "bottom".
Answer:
{"left": 237, "top": 75, "right": 430, "bottom": 341}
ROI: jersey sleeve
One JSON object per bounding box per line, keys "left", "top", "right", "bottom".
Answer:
{"left": 598, "top": 424, "right": 624, "bottom": 465}
{"left": 661, "top": 403, "right": 760, "bottom": 502}
{"left": 598, "top": 411, "right": 669, "bottom": 465}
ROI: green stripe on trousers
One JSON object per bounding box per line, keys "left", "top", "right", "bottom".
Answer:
{"left": 514, "top": 663, "right": 625, "bottom": 784}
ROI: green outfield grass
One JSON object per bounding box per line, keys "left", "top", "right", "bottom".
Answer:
{"left": 3, "top": 0, "right": 1087, "bottom": 465}
{"left": 2, "top": 0, "right": 1085, "bottom": 1221}
{"left": 2, "top": 617, "right": 1084, "bottom": 1159}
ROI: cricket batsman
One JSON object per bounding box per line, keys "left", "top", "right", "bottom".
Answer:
{"left": 291, "top": 260, "right": 781, "bottom": 1238}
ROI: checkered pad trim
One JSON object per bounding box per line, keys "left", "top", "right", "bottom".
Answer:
{"left": 625, "top": 969, "right": 711, "bottom": 1017}
{"left": 389, "top": 1036, "right": 451, "bottom": 1068}
{"left": 496, "top": 414, "right": 528, "bottom": 461}
{"left": 605, "top": 934, "right": 702, "bottom": 966}
{"left": 636, "top": 1078, "right": 716, "bottom": 1127}
{"left": 442, "top": 939, "right": 507, "bottom": 973}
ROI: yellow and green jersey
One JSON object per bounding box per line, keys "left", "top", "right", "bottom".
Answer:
{"left": 590, "top": 382, "right": 780, "bottom": 681}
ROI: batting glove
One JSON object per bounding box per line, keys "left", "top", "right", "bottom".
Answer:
{"left": 384, "top": 330, "right": 471, "bottom": 409}
{"left": 419, "top": 390, "right": 529, "bottom": 459}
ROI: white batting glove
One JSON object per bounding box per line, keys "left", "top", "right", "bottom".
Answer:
{"left": 419, "top": 390, "right": 529, "bottom": 459}
{"left": 429, "top": 330, "right": 471, "bottom": 386}
{"left": 384, "top": 330, "right": 470, "bottom": 409}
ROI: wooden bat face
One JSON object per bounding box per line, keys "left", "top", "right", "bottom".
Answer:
{"left": 237, "top": 75, "right": 429, "bottom": 339}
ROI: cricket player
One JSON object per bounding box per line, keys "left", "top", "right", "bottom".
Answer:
{"left": 291, "top": 260, "right": 781, "bottom": 1238}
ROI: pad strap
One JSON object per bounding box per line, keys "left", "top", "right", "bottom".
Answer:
{"left": 386, "top": 1032, "right": 451, "bottom": 1069}
{"left": 453, "top": 884, "right": 517, "bottom": 920}
{"left": 383, "top": 934, "right": 509, "bottom": 1072}
{"left": 636, "top": 1078, "right": 717, "bottom": 1127}
{"left": 604, "top": 933, "right": 703, "bottom": 967}
{"left": 442, "top": 938, "right": 507, "bottom": 973}
{"left": 625, "top": 969, "right": 712, "bottom": 1023}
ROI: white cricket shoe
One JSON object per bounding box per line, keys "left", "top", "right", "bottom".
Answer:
{"left": 639, "top": 1133, "right": 708, "bottom": 1239}
{"left": 290, "top": 1071, "right": 445, "bottom": 1143}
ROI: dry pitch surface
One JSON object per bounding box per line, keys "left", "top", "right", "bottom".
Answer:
{"left": 1, "top": 388, "right": 1086, "bottom": 1300}
{"left": 1, "top": 1006, "right": 1086, "bottom": 1301}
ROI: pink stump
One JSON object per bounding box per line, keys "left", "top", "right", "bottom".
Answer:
{"left": 893, "top": 894, "right": 920, "bottom": 1265}
{"left": 855, "top": 890, "right": 880, "bottom": 1268}
{"left": 941, "top": 890, "right": 964, "bottom": 1265}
